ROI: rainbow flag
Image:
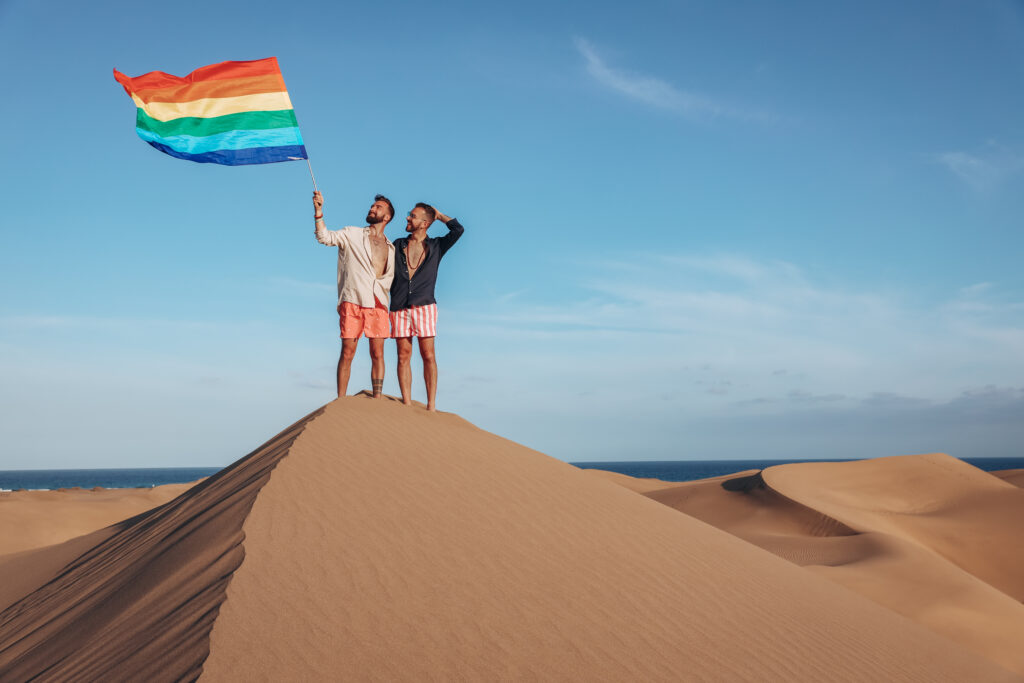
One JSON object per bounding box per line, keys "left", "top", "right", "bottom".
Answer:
{"left": 113, "top": 57, "right": 307, "bottom": 166}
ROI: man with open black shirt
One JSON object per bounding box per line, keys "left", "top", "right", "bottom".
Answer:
{"left": 390, "top": 203, "right": 464, "bottom": 411}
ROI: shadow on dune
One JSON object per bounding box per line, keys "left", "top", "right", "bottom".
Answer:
{"left": 0, "top": 408, "right": 324, "bottom": 682}
{"left": 720, "top": 471, "right": 764, "bottom": 492}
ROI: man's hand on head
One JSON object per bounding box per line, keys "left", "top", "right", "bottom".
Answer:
{"left": 432, "top": 207, "right": 450, "bottom": 224}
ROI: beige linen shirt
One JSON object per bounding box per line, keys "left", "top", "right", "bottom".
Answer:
{"left": 315, "top": 224, "right": 395, "bottom": 308}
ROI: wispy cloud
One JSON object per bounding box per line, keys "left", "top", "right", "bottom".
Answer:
{"left": 958, "top": 282, "right": 993, "bottom": 298}
{"left": 495, "top": 289, "right": 529, "bottom": 304}
{"left": 453, "top": 251, "right": 1024, "bottom": 406}
{"left": 0, "top": 314, "right": 226, "bottom": 331}
{"left": 573, "top": 37, "right": 770, "bottom": 122}
{"left": 935, "top": 145, "right": 1024, "bottom": 191}
{"left": 442, "top": 252, "right": 1024, "bottom": 460}
{"left": 573, "top": 37, "right": 719, "bottom": 115}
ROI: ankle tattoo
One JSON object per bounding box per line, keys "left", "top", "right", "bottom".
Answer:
{"left": 372, "top": 379, "right": 383, "bottom": 397}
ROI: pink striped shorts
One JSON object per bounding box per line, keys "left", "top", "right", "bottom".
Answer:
{"left": 389, "top": 303, "right": 438, "bottom": 338}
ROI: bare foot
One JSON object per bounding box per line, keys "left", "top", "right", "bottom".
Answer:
{"left": 427, "top": 405, "right": 437, "bottom": 412}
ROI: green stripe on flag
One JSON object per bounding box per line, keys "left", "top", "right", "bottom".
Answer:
{"left": 135, "top": 108, "right": 300, "bottom": 138}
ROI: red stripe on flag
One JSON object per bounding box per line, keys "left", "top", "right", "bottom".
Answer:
{"left": 114, "top": 57, "right": 283, "bottom": 94}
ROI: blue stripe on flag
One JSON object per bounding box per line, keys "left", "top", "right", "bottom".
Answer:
{"left": 136, "top": 126, "right": 304, "bottom": 155}
{"left": 145, "top": 140, "right": 308, "bottom": 165}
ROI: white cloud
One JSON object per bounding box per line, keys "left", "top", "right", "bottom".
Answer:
{"left": 441, "top": 255, "right": 1024, "bottom": 460}
{"left": 573, "top": 37, "right": 721, "bottom": 115}
{"left": 660, "top": 254, "right": 803, "bottom": 284}
{"left": 958, "top": 282, "right": 993, "bottom": 297}
{"left": 936, "top": 146, "right": 1024, "bottom": 191}
{"left": 937, "top": 152, "right": 1000, "bottom": 190}
{"left": 572, "top": 37, "right": 776, "bottom": 123}
{"left": 0, "top": 314, "right": 221, "bottom": 331}
{"left": 451, "top": 251, "right": 1024, "bottom": 411}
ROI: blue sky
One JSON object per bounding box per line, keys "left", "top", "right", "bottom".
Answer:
{"left": 1, "top": 0, "right": 1023, "bottom": 468}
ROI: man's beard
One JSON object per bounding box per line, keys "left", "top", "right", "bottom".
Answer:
{"left": 365, "top": 211, "right": 376, "bottom": 224}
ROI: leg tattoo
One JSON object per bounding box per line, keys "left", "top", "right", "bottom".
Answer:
{"left": 372, "top": 378, "right": 383, "bottom": 397}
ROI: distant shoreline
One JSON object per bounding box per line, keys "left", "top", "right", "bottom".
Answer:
{"left": 3, "top": 456, "right": 1021, "bottom": 491}
{"left": 0, "top": 467, "right": 220, "bottom": 491}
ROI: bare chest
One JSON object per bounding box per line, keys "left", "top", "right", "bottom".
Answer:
{"left": 405, "top": 242, "right": 428, "bottom": 278}
{"left": 368, "top": 235, "right": 389, "bottom": 277}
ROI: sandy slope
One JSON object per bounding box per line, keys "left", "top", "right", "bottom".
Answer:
{"left": 0, "top": 409, "right": 321, "bottom": 681}
{"left": 592, "top": 456, "right": 1024, "bottom": 676}
{"left": 0, "top": 483, "right": 195, "bottom": 556}
{"left": 0, "top": 399, "right": 1017, "bottom": 681}
{"left": 992, "top": 469, "right": 1024, "bottom": 487}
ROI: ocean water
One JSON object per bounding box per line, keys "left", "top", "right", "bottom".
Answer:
{"left": 0, "top": 467, "right": 222, "bottom": 492}
{"left": 1, "top": 457, "right": 1022, "bottom": 491}
{"left": 571, "top": 456, "right": 1024, "bottom": 482}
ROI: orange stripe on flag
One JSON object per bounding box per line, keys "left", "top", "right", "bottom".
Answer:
{"left": 128, "top": 73, "right": 287, "bottom": 104}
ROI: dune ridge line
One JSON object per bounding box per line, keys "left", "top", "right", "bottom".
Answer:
{"left": 0, "top": 408, "right": 324, "bottom": 681}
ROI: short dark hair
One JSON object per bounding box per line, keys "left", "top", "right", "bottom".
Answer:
{"left": 415, "top": 202, "right": 436, "bottom": 222}
{"left": 375, "top": 194, "right": 395, "bottom": 221}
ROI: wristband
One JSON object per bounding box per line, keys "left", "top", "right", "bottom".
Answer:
{"left": 314, "top": 214, "right": 324, "bottom": 220}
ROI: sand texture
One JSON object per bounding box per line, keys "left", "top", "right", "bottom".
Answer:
{"left": 594, "top": 455, "right": 1024, "bottom": 677}
{"left": 0, "top": 397, "right": 1018, "bottom": 681}
{"left": 0, "top": 483, "right": 196, "bottom": 556}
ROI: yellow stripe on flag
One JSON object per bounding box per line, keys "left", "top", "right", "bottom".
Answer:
{"left": 131, "top": 91, "right": 295, "bottom": 122}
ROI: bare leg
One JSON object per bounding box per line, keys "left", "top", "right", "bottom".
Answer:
{"left": 418, "top": 336, "right": 437, "bottom": 411}
{"left": 369, "top": 337, "right": 386, "bottom": 397}
{"left": 395, "top": 337, "right": 414, "bottom": 405}
{"left": 337, "top": 338, "right": 359, "bottom": 398}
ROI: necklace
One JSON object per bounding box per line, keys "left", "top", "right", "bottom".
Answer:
{"left": 405, "top": 241, "right": 426, "bottom": 277}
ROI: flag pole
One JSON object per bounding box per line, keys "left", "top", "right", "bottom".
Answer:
{"left": 305, "top": 157, "right": 319, "bottom": 193}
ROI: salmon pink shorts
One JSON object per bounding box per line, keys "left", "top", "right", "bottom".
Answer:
{"left": 389, "top": 303, "right": 438, "bottom": 338}
{"left": 338, "top": 298, "right": 390, "bottom": 339}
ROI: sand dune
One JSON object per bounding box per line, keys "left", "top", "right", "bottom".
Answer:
{"left": 0, "top": 484, "right": 195, "bottom": 623}
{"left": 764, "top": 455, "right": 1024, "bottom": 597}
{"left": 578, "top": 468, "right": 679, "bottom": 493}
{"left": 0, "top": 399, "right": 1017, "bottom": 681}
{"left": 592, "top": 455, "right": 1024, "bottom": 676}
{"left": 992, "top": 469, "right": 1024, "bottom": 487}
{"left": 0, "top": 409, "right": 321, "bottom": 681}
{"left": 0, "top": 483, "right": 195, "bottom": 556}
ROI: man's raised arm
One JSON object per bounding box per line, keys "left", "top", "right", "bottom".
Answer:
{"left": 432, "top": 208, "right": 464, "bottom": 255}
{"left": 313, "top": 191, "right": 347, "bottom": 248}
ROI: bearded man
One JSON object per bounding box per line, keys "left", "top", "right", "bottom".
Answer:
{"left": 313, "top": 191, "right": 396, "bottom": 398}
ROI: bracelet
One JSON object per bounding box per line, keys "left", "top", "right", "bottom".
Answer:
{"left": 314, "top": 214, "right": 323, "bottom": 220}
